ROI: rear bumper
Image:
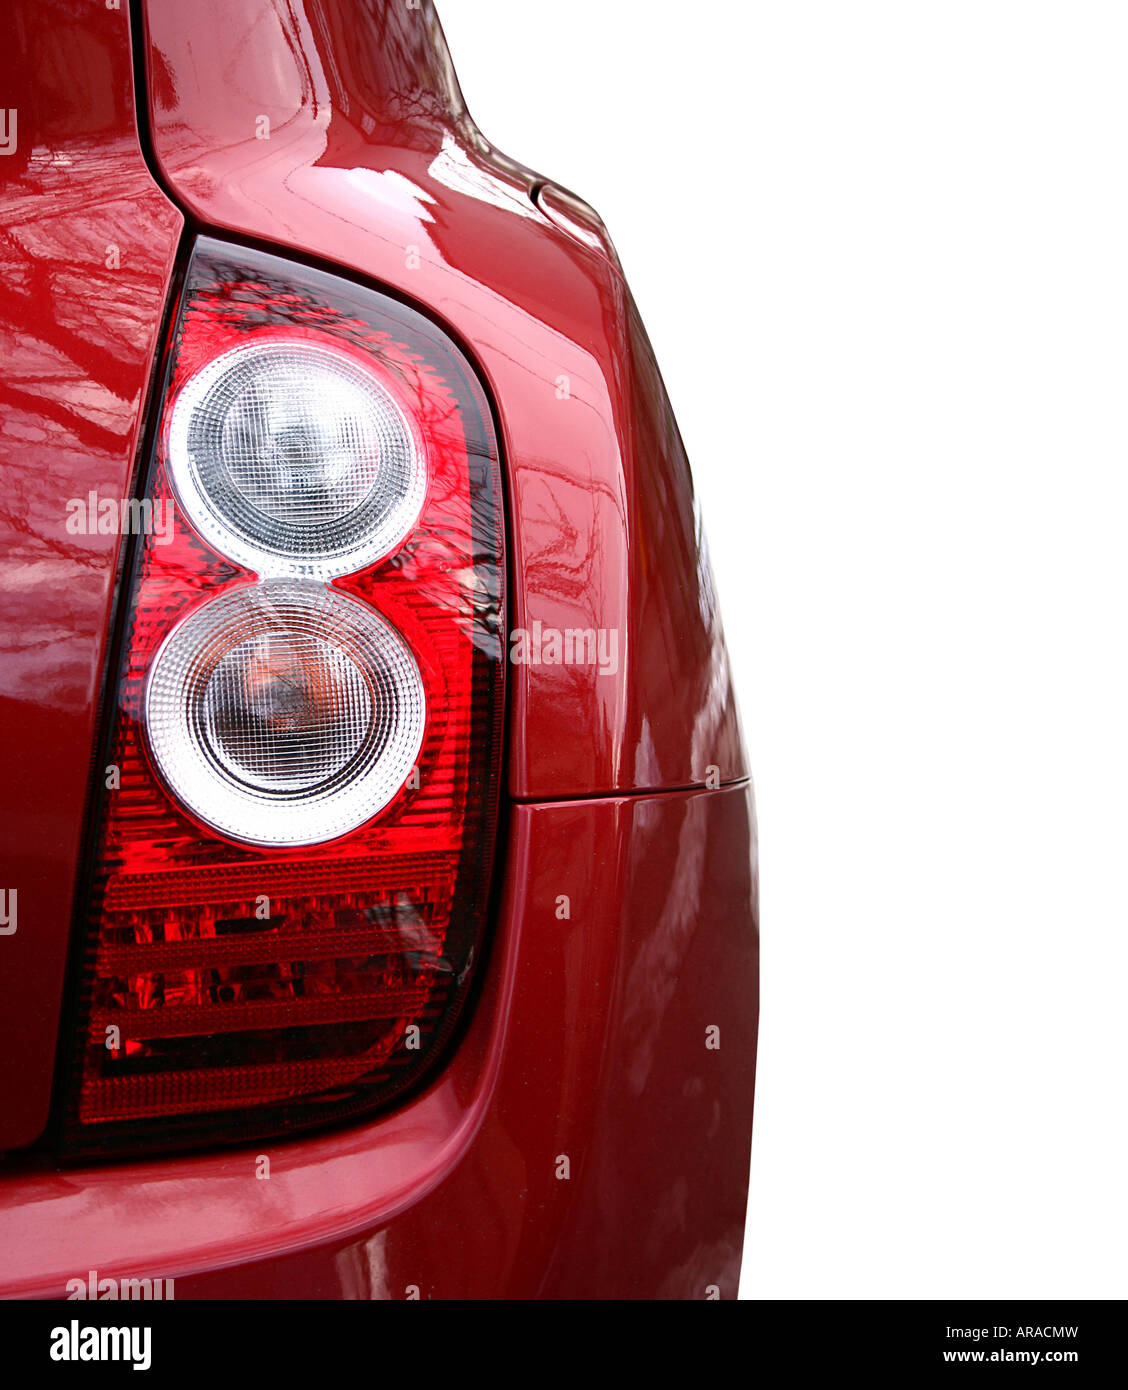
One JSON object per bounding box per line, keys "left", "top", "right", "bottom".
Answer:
{"left": 0, "top": 781, "right": 757, "bottom": 1300}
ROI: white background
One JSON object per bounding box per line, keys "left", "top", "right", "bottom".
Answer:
{"left": 439, "top": 2, "right": 1128, "bottom": 1298}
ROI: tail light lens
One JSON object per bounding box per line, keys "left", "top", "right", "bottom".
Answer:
{"left": 167, "top": 339, "right": 427, "bottom": 578}
{"left": 60, "top": 239, "right": 506, "bottom": 1157}
{"left": 146, "top": 580, "right": 426, "bottom": 847}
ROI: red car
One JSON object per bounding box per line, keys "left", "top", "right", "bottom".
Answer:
{"left": 0, "top": 0, "right": 758, "bottom": 1300}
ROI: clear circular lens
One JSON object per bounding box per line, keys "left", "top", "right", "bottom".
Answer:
{"left": 145, "top": 582, "right": 425, "bottom": 846}
{"left": 168, "top": 341, "right": 426, "bottom": 577}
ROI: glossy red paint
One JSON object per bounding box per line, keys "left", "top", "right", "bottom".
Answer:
{"left": 138, "top": 0, "right": 747, "bottom": 799}
{"left": 0, "top": 0, "right": 758, "bottom": 1300}
{"left": 0, "top": 782, "right": 757, "bottom": 1300}
{"left": 0, "top": 0, "right": 182, "bottom": 1149}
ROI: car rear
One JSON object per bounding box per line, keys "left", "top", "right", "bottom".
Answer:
{"left": 0, "top": 0, "right": 757, "bottom": 1300}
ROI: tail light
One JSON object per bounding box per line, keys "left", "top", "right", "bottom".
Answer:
{"left": 59, "top": 239, "right": 506, "bottom": 1157}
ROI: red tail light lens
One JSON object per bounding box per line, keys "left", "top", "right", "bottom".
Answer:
{"left": 60, "top": 239, "right": 506, "bottom": 1157}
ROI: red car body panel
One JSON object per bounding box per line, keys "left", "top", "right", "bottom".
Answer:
{"left": 0, "top": 1, "right": 182, "bottom": 1150}
{"left": 138, "top": 0, "right": 747, "bottom": 801}
{"left": 0, "top": 0, "right": 758, "bottom": 1299}
{"left": 0, "top": 785, "right": 756, "bottom": 1300}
